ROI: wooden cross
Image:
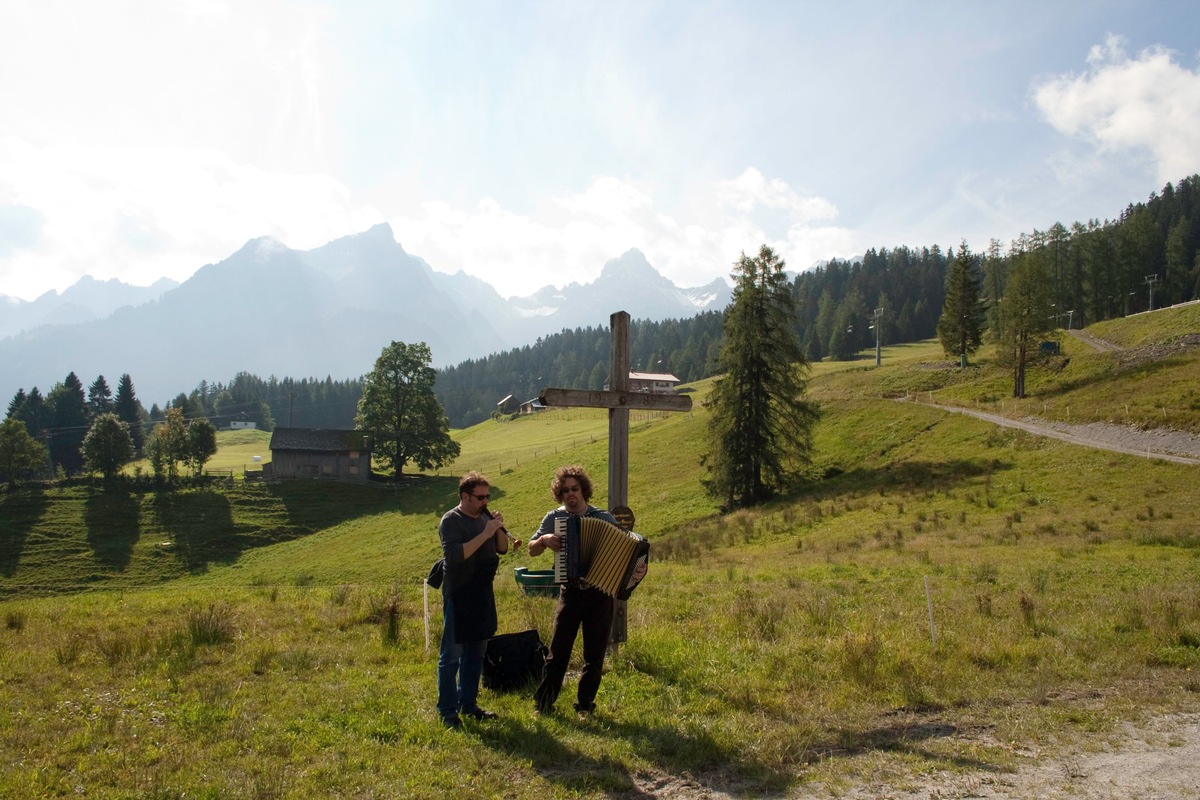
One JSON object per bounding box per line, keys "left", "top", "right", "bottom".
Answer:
{"left": 539, "top": 310, "right": 692, "bottom": 508}
{"left": 538, "top": 310, "right": 693, "bottom": 644}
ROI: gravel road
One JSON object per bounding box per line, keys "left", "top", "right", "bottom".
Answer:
{"left": 908, "top": 400, "right": 1200, "bottom": 465}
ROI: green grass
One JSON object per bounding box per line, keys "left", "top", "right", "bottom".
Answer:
{"left": 1089, "top": 301, "right": 1200, "bottom": 347}
{"left": 2, "top": 305, "right": 1200, "bottom": 798}
{"left": 123, "top": 428, "right": 272, "bottom": 478}
{"left": 820, "top": 302, "right": 1200, "bottom": 434}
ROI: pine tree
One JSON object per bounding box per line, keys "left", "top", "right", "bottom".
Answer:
{"left": 47, "top": 373, "right": 88, "bottom": 475}
{"left": 114, "top": 374, "right": 145, "bottom": 454}
{"left": 993, "top": 251, "right": 1057, "bottom": 398}
{"left": 87, "top": 375, "right": 114, "bottom": 418}
{"left": 703, "top": 246, "right": 819, "bottom": 510}
{"left": 7, "top": 389, "right": 28, "bottom": 421}
{"left": 937, "top": 241, "right": 988, "bottom": 361}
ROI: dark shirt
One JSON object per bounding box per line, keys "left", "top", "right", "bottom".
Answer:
{"left": 439, "top": 506, "right": 499, "bottom": 595}
{"left": 532, "top": 505, "right": 619, "bottom": 538}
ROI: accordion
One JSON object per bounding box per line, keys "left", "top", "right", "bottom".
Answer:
{"left": 552, "top": 515, "right": 649, "bottom": 600}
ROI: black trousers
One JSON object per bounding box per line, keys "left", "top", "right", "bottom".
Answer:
{"left": 534, "top": 585, "right": 613, "bottom": 710}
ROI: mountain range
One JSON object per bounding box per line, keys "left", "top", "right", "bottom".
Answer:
{"left": 0, "top": 224, "right": 730, "bottom": 407}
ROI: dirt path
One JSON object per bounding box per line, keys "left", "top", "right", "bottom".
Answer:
{"left": 1067, "top": 328, "right": 1123, "bottom": 352}
{"left": 630, "top": 712, "right": 1200, "bottom": 799}
{"left": 817, "top": 712, "right": 1200, "bottom": 800}
{"left": 905, "top": 400, "right": 1200, "bottom": 465}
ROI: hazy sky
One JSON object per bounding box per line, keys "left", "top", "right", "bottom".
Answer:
{"left": 2, "top": 1, "right": 1199, "bottom": 302}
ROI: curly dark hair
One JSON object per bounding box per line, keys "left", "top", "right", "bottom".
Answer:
{"left": 550, "top": 465, "right": 593, "bottom": 503}
{"left": 458, "top": 470, "right": 490, "bottom": 497}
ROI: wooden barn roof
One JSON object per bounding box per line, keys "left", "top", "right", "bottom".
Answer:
{"left": 268, "top": 428, "right": 371, "bottom": 452}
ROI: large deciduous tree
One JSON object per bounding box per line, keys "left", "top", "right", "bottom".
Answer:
{"left": 147, "top": 407, "right": 189, "bottom": 481}
{"left": 703, "top": 245, "right": 819, "bottom": 510}
{"left": 186, "top": 419, "right": 218, "bottom": 476}
{"left": 937, "top": 241, "right": 988, "bottom": 361}
{"left": 82, "top": 413, "right": 134, "bottom": 480}
{"left": 356, "top": 341, "right": 460, "bottom": 479}
{"left": 0, "top": 418, "right": 50, "bottom": 487}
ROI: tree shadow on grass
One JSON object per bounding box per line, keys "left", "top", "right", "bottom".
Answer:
{"left": 0, "top": 488, "right": 47, "bottom": 578}
{"left": 150, "top": 475, "right": 466, "bottom": 573}
{"left": 269, "top": 474, "right": 461, "bottom": 534}
{"left": 84, "top": 484, "right": 141, "bottom": 569}
{"left": 802, "top": 458, "right": 1014, "bottom": 503}
{"left": 1035, "top": 350, "right": 1195, "bottom": 401}
{"left": 151, "top": 490, "right": 238, "bottom": 571}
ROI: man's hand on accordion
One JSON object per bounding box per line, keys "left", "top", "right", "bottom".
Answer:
{"left": 632, "top": 560, "right": 647, "bottom": 583}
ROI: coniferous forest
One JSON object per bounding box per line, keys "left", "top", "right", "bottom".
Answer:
{"left": 5, "top": 175, "right": 1200, "bottom": 471}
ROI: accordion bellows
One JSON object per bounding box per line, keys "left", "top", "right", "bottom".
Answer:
{"left": 553, "top": 515, "right": 649, "bottom": 599}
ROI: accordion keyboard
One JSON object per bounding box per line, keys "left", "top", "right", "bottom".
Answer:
{"left": 552, "top": 516, "right": 569, "bottom": 583}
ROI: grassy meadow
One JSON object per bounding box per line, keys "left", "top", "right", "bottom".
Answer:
{"left": 2, "top": 306, "right": 1200, "bottom": 798}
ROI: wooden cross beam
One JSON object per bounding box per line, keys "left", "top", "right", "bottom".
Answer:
{"left": 538, "top": 311, "right": 692, "bottom": 509}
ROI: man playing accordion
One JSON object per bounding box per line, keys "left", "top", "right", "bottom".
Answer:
{"left": 528, "top": 464, "right": 647, "bottom": 716}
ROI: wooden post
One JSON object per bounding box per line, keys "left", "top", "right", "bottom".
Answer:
{"left": 609, "top": 311, "right": 631, "bottom": 509}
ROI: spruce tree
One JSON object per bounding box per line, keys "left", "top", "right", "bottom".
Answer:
{"left": 7, "top": 389, "right": 27, "bottom": 421}
{"left": 47, "top": 372, "right": 88, "bottom": 475}
{"left": 937, "top": 241, "right": 988, "bottom": 361}
{"left": 703, "top": 245, "right": 819, "bottom": 510}
{"left": 87, "top": 375, "right": 114, "bottom": 418}
{"left": 114, "top": 374, "right": 145, "bottom": 454}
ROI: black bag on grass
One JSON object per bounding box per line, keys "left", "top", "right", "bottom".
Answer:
{"left": 425, "top": 558, "right": 445, "bottom": 589}
{"left": 482, "top": 629, "right": 547, "bottom": 692}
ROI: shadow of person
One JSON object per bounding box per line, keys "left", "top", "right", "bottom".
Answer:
{"left": 473, "top": 710, "right": 791, "bottom": 798}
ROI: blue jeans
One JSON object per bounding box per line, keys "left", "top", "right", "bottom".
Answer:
{"left": 437, "top": 593, "right": 488, "bottom": 718}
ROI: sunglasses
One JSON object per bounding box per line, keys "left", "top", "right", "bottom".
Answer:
{"left": 470, "top": 493, "right": 490, "bottom": 501}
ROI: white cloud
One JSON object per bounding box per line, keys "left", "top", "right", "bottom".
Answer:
{"left": 1034, "top": 35, "right": 1200, "bottom": 184}
{"left": 0, "top": 136, "right": 379, "bottom": 297}
{"left": 715, "top": 168, "right": 838, "bottom": 222}
{"left": 0, "top": 0, "right": 353, "bottom": 300}
{"left": 391, "top": 170, "right": 855, "bottom": 298}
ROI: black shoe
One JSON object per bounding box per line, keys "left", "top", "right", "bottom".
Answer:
{"left": 441, "top": 714, "right": 462, "bottom": 729}
{"left": 534, "top": 701, "right": 554, "bottom": 716}
{"left": 573, "top": 702, "right": 596, "bottom": 715}
{"left": 462, "top": 707, "right": 497, "bottom": 720}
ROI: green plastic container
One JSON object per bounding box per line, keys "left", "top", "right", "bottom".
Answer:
{"left": 513, "top": 567, "right": 559, "bottom": 597}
